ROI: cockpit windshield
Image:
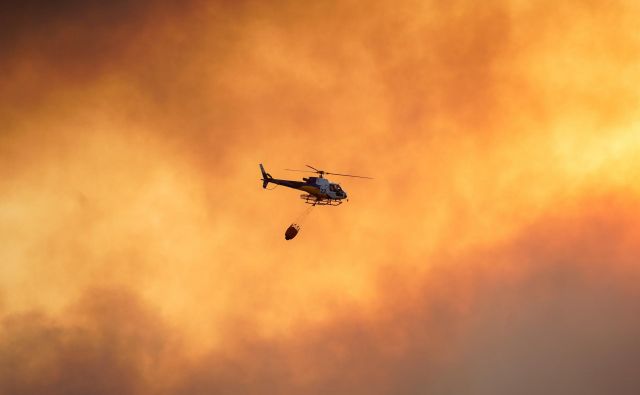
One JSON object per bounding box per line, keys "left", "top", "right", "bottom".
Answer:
{"left": 329, "top": 184, "right": 345, "bottom": 197}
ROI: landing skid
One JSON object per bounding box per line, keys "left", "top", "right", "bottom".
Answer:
{"left": 299, "top": 194, "right": 343, "bottom": 206}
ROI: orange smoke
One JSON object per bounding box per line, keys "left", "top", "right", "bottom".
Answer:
{"left": 2, "top": 0, "right": 640, "bottom": 393}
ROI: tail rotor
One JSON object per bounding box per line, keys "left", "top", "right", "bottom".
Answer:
{"left": 259, "top": 163, "right": 273, "bottom": 189}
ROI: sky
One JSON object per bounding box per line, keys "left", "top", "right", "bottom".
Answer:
{"left": 1, "top": 0, "right": 640, "bottom": 394}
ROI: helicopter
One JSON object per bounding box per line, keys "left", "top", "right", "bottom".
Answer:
{"left": 259, "top": 164, "right": 372, "bottom": 206}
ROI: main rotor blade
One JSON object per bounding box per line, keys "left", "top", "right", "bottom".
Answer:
{"left": 289, "top": 165, "right": 373, "bottom": 179}
{"left": 284, "top": 168, "right": 316, "bottom": 173}
{"left": 325, "top": 172, "right": 374, "bottom": 179}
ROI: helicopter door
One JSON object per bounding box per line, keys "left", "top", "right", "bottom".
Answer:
{"left": 328, "top": 184, "right": 340, "bottom": 198}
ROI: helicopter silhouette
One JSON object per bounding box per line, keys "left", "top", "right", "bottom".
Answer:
{"left": 259, "top": 164, "right": 372, "bottom": 206}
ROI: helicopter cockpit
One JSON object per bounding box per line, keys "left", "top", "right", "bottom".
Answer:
{"left": 329, "top": 183, "right": 347, "bottom": 198}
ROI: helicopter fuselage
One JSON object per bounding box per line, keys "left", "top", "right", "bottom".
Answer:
{"left": 265, "top": 176, "right": 347, "bottom": 201}
{"left": 259, "top": 164, "right": 347, "bottom": 204}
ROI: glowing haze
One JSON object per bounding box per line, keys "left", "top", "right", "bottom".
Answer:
{"left": 2, "top": 1, "right": 640, "bottom": 393}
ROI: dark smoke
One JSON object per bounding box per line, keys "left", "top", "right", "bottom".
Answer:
{"left": 2, "top": 199, "right": 640, "bottom": 394}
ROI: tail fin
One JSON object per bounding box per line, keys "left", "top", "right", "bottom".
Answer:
{"left": 259, "top": 163, "right": 273, "bottom": 189}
